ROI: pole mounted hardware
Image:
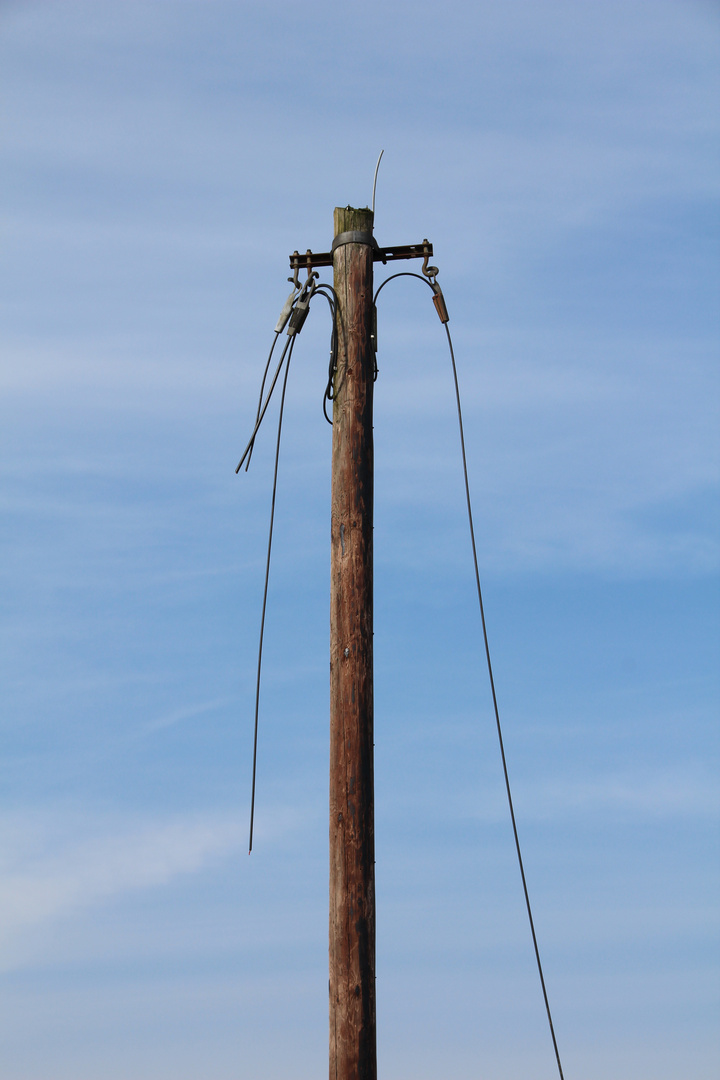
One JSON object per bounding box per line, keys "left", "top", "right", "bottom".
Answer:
{"left": 288, "top": 238, "right": 433, "bottom": 288}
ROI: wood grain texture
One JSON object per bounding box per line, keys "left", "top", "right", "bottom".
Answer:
{"left": 329, "top": 206, "right": 377, "bottom": 1080}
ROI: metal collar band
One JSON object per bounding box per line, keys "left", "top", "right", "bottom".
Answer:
{"left": 331, "top": 230, "right": 380, "bottom": 253}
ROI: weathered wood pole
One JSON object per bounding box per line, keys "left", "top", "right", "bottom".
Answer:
{"left": 329, "top": 205, "right": 377, "bottom": 1080}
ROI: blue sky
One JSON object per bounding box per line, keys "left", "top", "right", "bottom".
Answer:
{"left": 1, "top": 1, "right": 718, "bottom": 1077}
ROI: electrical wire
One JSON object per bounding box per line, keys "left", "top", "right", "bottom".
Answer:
{"left": 375, "top": 271, "right": 566, "bottom": 1080}
{"left": 313, "top": 284, "right": 339, "bottom": 423}
{"left": 241, "top": 280, "right": 338, "bottom": 850}
{"left": 373, "top": 270, "right": 430, "bottom": 304}
{"left": 244, "top": 330, "right": 280, "bottom": 471}
{"left": 443, "top": 319, "right": 565, "bottom": 1080}
{"left": 236, "top": 334, "right": 294, "bottom": 474}
{"left": 315, "top": 282, "right": 339, "bottom": 305}
{"left": 248, "top": 334, "right": 296, "bottom": 853}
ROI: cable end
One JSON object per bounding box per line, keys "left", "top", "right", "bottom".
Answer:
{"left": 432, "top": 283, "right": 449, "bottom": 323}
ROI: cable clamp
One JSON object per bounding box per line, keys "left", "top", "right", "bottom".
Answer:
{"left": 431, "top": 281, "right": 449, "bottom": 323}
{"left": 286, "top": 273, "right": 316, "bottom": 336}
{"left": 274, "top": 287, "right": 298, "bottom": 334}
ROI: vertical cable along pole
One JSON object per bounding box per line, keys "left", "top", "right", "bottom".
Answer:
{"left": 329, "top": 206, "right": 377, "bottom": 1080}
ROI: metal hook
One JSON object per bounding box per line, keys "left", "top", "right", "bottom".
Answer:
{"left": 420, "top": 239, "right": 439, "bottom": 282}
{"left": 288, "top": 251, "right": 302, "bottom": 291}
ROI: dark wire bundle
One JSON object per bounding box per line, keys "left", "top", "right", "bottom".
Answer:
{"left": 235, "top": 274, "right": 339, "bottom": 479}
{"left": 235, "top": 272, "right": 338, "bottom": 858}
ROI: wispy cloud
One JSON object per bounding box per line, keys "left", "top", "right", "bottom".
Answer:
{"left": 381, "top": 766, "right": 720, "bottom": 825}
{"left": 513, "top": 768, "right": 720, "bottom": 820}
{"left": 0, "top": 811, "right": 243, "bottom": 968}
{"left": 0, "top": 796, "right": 322, "bottom": 970}
{"left": 144, "top": 696, "right": 235, "bottom": 733}
{"left": 449, "top": 767, "right": 720, "bottom": 823}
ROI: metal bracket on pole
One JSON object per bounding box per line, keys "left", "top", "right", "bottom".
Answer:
{"left": 289, "top": 238, "right": 433, "bottom": 275}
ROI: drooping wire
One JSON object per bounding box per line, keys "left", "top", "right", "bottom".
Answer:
{"left": 240, "top": 280, "right": 339, "bottom": 850}
{"left": 443, "top": 320, "right": 565, "bottom": 1080}
{"left": 248, "top": 334, "right": 296, "bottom": 853}
{"left": 244, "top": 330, "right": 280, "bottom": 472}
{"left": 236, "top": 334, "right": 294, "bottom": 474}
{"left": 375, "top": 272, "right": 566, "bottom": 1080}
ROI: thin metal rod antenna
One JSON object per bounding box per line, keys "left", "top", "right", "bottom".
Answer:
{"left": 371, "top": 150, "right": 384, "bottom": 217}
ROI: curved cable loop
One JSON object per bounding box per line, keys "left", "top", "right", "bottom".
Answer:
{"left": 313, "top": 284, "right": 339, "bottom": 424}
{"left": 315, "top": 282, "right": 339, "bottom": 304}
{"left": 443, "top": 321, "right": 566, "bottom": 1080}
{"left": 374, "top": 270, "right": 434, "bottom": 304}
{"left": 248, "top": 334, "right": 296, "bottom": 853}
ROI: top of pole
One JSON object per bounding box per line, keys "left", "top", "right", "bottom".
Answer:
{"left": 334, "top": 205, "right": 375, "bottom": 239}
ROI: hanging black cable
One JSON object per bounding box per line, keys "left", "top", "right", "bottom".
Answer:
{"left": 375, "top": 271, "right": 566, "bottom": 1080}
{"left": 443, "top": 320, "right": 565, "bottom": 1080}
{"left": 314, "top": 284, "right": 339, "bottom": 424}
{"left": 315, "top": 282, "right": 339, "bottom": 305}
{"left": 241, "top": 278, "right": 337, "bottom": 851}
{"left": 373, "top": 270, "right": 430, "bottom": 303}
{"left": 244, "top": 330, "right": 280, "bottom": 471}
{"left": 236, "top": 333, "right": 296, "bottom": 474}
{"left": 248, "top": 335, "right": 296, "bottom": 853}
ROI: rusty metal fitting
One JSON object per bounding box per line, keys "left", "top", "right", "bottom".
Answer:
{"left": 431, "top": 282, "right": 449, "bottom": 323}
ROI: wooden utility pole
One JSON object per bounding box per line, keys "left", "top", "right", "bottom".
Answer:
{"left": 329, "top": 206, "right": 377, "bottom": 1080}
{"left": 278, "top": 208, "right": 564, "bottom": 1080}
{"left": 285, "top": 217, "right": 432, "bottom": 1080}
